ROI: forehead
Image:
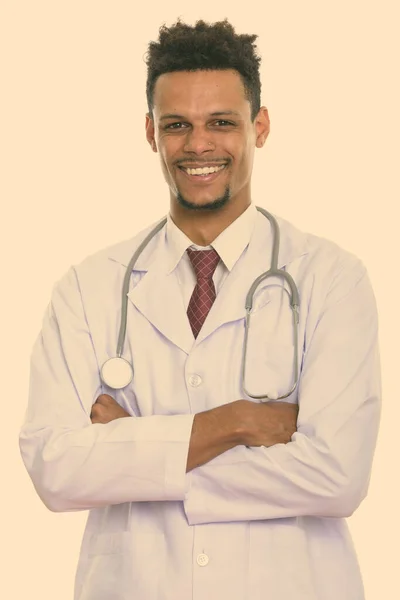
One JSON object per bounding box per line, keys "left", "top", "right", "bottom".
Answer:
{"left": 152, "top": 69, "right": 250, "bottom": 118}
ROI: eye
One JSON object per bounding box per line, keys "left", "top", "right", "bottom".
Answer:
{"left": 164, "top": 120, "right": 235, "bottom": 130}
{"left": 165, "top": 122, "right": 187, "bottom": 130}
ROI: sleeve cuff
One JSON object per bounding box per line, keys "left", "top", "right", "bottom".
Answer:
{"left": 164, "top": 414, "right": 195, "bottom": 500}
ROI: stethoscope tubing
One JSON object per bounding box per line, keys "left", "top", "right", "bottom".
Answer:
{"left": 117, "top": 216, "right": 167, "bottom": 357}
{"left": 105, "top": 206, "right": 300, "bottom": 401}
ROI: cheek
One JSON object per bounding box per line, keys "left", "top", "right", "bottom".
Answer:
{"left": 229, "top": 135, "right": 253, "bottom": 168}
{"left": 233, "top": 149, "right": 252, "bottom": 177}
{"left": 240, "top": 142, "right": 255, "bottom": 172}
{"left": 157, "top": 140, "right": 179, "bottom": 170}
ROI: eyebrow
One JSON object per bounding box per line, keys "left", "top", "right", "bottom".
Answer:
{"left": 159, "top": 111, "right": 241, "bottom": 121}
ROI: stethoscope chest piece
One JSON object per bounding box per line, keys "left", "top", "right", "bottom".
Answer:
{"left": 101, "top": 356, "right": 133, "bottom": 389}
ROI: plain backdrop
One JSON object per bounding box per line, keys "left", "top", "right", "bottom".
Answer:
{"left": 2, "top": 1, "right": 399, "bottom": 599}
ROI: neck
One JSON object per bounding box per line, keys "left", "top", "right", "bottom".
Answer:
{"left": 170, "top": 197, "right": 251, "bottom": 246}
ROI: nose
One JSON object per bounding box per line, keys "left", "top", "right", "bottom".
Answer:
{"left": 183, "top": 127, "right": 215, "bottom": 154}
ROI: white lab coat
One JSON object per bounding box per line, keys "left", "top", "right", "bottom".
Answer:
{"left": 19, "top": 208, "right": 381, "bottom": 600}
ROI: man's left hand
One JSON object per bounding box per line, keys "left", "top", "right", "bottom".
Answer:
{"left": 90, "top": 394, "right": 131, "bottom": 424}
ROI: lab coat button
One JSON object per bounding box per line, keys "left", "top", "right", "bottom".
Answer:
{"left": 188, "top": 374, "right": 202, "bottom": 387}
{"left": 196, "top": 553, "right": 209, "bottom": 566}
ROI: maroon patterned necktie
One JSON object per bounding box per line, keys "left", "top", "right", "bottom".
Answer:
{"left": 186, "top": 248, "right": 220, "bottom": 338}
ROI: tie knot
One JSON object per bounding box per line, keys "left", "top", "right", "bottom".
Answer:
{"left": 186, "top": 248, "right": 220, "bottom": 281}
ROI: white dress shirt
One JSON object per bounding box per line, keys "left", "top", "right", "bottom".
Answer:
{"left": 166, "top": 202, "right": 258, "bottom": 309}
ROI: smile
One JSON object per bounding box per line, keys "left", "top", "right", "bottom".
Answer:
{"left": 178, "top": 164, "right": 228, "bottom": 183}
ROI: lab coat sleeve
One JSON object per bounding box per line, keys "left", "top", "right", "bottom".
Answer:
{"left": 19, "top": 266, "right": 194, "bottom": 513}
{"left": 183, "top": 260, "right": 381, "bottom": 523}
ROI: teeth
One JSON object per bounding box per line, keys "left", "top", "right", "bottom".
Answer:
{"left": 184, "top": 164, "right": 226, "bottom": 176}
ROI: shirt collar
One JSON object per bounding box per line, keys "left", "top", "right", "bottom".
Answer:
{"left": 165, "top": 203, "right": 258, "bottom": 274}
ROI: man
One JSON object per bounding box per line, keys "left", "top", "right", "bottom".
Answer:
{"left": 19, "top": 19, "right": 381, "bottom": 600}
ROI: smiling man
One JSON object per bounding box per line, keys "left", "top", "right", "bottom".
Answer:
{"left": 145, "top": 66, "right": 270, "bottom": 244}
{"left": 19, "top": 19, "right": 381, "bottom": 600}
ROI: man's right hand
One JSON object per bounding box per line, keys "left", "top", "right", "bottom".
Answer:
{"left": 228, "top": 399, "right": 299, "bottom": 447}
{"left": 186, "top": 399, "right": 298, "bottom": 472}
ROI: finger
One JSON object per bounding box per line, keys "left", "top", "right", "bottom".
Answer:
{"left": 96, "top": 394, "right": 116, "bottom": 405}
{"left": 90, "top": 405, "right": 103, "bottom": 419}
{"left": 90, "top": 413, "right": 108, "bottom": 424}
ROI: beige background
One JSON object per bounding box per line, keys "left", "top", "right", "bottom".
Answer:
{"left": 2, "top": 1, "right": 399, "bottom": 598}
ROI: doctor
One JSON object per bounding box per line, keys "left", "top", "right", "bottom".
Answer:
{"left": 19, "top": 18, "right": 381, "bottom": 600}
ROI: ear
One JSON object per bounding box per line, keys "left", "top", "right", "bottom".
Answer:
{"left": 255, "top": 107, "right": 270, "bottom": 148}
{"left": 145, "top": 113, "right": 158, "bottom": 153}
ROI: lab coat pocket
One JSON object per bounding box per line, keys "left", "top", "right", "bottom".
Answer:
{"left": 242, "top": 284, "right": 300, "bottom": 402}
{"left": 88, "top": 531, "right": 131, "bottom": 556}
{"left": 79, "top": 532, "right": 132, "bottom": 600}
{"left": 243, "top": 342, "right": 298, "bottom": 402}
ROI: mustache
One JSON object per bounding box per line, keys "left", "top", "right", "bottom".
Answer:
{"left": 175, "top": 159, "right": 229, "bottom": 166}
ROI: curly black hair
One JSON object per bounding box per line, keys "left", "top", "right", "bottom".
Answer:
{"left": 145, "top": 19, "right": 262, "bottom": 122}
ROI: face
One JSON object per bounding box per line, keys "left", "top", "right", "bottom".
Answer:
{"left": 145, "top": 69, "right": 270, "bottom": 213}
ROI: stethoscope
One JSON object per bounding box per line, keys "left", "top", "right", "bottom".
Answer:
{"left": 100, "top": 206, "right": 300, "bottom": 401}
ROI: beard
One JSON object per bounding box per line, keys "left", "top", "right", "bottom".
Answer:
{"left": 176, "top": 185, "right": 231, "bottom": 211}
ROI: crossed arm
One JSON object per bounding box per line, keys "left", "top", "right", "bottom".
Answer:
{"left": 19, "top": 261, "right": 381, "bottom": 520}
{"left": 90, "top": 393, "right": 299, "bottom": 473}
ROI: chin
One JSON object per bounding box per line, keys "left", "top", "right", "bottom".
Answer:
{"left": 176, "top": 187, "right": 231, "bottom": 212}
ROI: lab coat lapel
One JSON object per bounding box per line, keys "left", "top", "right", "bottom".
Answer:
{"left": 125, "top": 228, "right": 195, "bottom": 355}
{"left": 196, "top": 209, "right": 309, "bottom": 344}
